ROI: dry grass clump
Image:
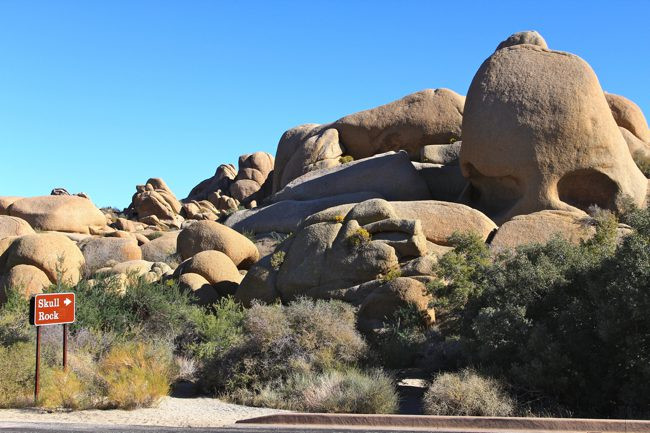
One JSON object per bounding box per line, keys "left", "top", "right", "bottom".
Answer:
{"left": 339, "top": 155, "right": 354, "bottom": 164}
{"left": 0, "top": 342, "right": 35, "bottom": 408}
{"left": 270, "top": 251, "right": 286, "bottom": 270}
{"left": 423, "top": 368, "right": 514, "bottom": 416}
{"left": 99, "top": 341, "right": 176, "bottom": 409}
{"left": 348, "top": 228, "right": 371, "bottom": 247}
{"left": 244, "top": 369, "right": 398, "bottom": 414}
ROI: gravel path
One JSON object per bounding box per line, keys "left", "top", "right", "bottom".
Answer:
{"left": 0, "top": 397, "right": 287, "bottom": 428}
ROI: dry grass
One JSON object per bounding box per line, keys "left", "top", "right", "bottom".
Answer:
{"left": 99, "top": 341, "right": 176, "bottom": 409}
{"left": 239, "top": 369, "right": 398, "bottom": 414}
{"left": 40, "top": 369, "right": 84, "bottom": 409}
{"left": 423, "top": 369, "right": 514, "bottom": 416}
{"left": 0, "top": 342, "right": 35, "bottom": 408}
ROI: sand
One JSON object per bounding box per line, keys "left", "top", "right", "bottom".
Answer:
{"left": 0, "top": 397, "right": 286, "bottom": 428}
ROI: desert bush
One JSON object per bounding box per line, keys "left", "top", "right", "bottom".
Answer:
{"left": 0, "top": 287, "right": 32, "bottom": 345}
{"left": 99, "top": 341, "right": 176, "bottom": 409}
{"left": 380, "top": 267, "right": 402, "bottom": 282}
{"left": 239, "top": 369, "right": 398, "bottom": 413}
{"left": 145, "top": 231, "right": 164, "bottom": 240}
{"left": 40, "top": 369, "right": 85, "bottom": 409}
{"left": 203, "top": 298, "right": 368, "bottom": 397}
{"left": 423, "top": 369, "right": 514, "bottom": 416}
{"left": 348, "top": 227, "right": 371, "bottom": 247}
{"left": 373, "top": 305, "right": 428, "bottom": 368}
{"left": 333, "top": 214, "right": 345, "bottom": 223}
{"left": 339, "top": 155, "right": 354, "bottom": 164}
{"left": 434, "top": 208, "right": 650, "bottom": 417}
{"left": 270, "top": 251, "right": 286, "bottom": 270}
{"left": 0, "top": 342, "right": 35, "bottom": 408}
{"left": 242, "top": 230, "right": 256, "bottom": 242}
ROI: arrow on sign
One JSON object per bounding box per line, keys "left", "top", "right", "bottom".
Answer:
{"left": 63, "top": 298, "right": 72, "bottom": 306}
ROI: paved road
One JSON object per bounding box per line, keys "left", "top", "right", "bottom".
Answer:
{"left": 0, "top": 422, "right": 418, "bottom": 433}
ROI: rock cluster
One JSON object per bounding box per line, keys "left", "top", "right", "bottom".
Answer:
{"left": 2, "top": 31, "right": 649, "bottom": 337}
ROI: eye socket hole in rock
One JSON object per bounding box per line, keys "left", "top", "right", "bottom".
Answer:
{"left": 462, "top": 163, "right": 523, "bottom": 218}
{"left": 557, "top": 169, "right": 619, "bottom": 212}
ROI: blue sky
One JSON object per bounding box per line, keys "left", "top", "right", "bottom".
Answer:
{"left": 1, "top": 0, "right": 648, "bottom": 208}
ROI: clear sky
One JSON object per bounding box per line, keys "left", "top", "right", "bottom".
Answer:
{"left": 1, "top": 0, "right": 648, "bottom": 208}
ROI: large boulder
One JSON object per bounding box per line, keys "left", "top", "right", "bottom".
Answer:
{"left": 605, "top": 93, "right": 650, "bottom": 143}
{"left": 412, "top": 162, "right": 468, "bottom": 202}
{"left": 229, "top": 152, "right": 275, "bottom": 204}
{"left": 129, "top": 178, "right": 182, "bottom": 222}
{"left": 357, "top": 277, "right": 435, "bottom": 331}
{"left": 460, "top": 35, "right": 647, "bottom": 224}
{"left": 140, "top": 231, "right": 180, "bottom": 265}
{"left": 0, "top": 264, "right": 51, "bottom": 300}
{"left": 174, "top": 250, "right": 242, "bottom": 297}
{"left": 186, "top": 164, "right": 237, "bottom": 202}
{"left": 271, "top": 151, "right": 431, "bottom": 203}
{"left": 490, "top": 210, "right": 593, "bottom": 250}
{"left": 273, "top": 89, "right": 465, "bottom": 191}
{"left": 390, "top": 201, "right": 497, "bottom": 245}
{"left": 2, "top": 233, "right": 85, "bottom": 284}
{"left": 7, "top": 196, "right": 107, "bottom": 234}
{"left": 495, "top": 30, "right": 548, "bottom": 51}
{"left": 79, "top": 237, "right": 142, "bottom": 274}
{"left": 225, "top": 192, "right": 381, "bottom": 234}
{"left": 176, "top": 220, "right": 259, "bottom": 267}
{"left": 0, "top": 197, "right": 22, "bottom": 215}
{"left": 0, "top": 216, "right": 35, "bottom": 238}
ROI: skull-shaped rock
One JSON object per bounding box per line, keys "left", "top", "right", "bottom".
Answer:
{"left": 460, "top": 37, "right": 647, "bottom": 224}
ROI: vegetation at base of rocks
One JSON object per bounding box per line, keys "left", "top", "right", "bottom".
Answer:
{"left": 427, "top": 207, "right": 650, "bottom": 418}
{"left": 232, "top": 369, "right": 398, "bottom": 414}
{"left": 423, "top": 368, "right": 514, "bottom": 416}
{"left": 241, "top": 230, "right": 256, "bottom": 242}
{"left": 270, "top": 251, "right": 286, "bottom": 271}
{"left": 348, "top": 227, "right": 371, "bottom": 247}
{"left": 372, "top": 305, "right": 428, "bottom": 369}
{"left": 380, "top": 267, "right": 402, "bottom": 282}
{"left": 200, "top": 298, "right": 389, "bottom": 412}
{"left": 633, "top": 150, "right": 650, "bottom": 178}
{"left": 339, "top": 155, "right": 354, "bottom": 164}
{"left": 144, "top": 231, "right": 164, "bottom": 240}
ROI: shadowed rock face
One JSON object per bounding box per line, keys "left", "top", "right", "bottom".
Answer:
{"left": 460, "top": 42, "right": 647, "bottom": 224}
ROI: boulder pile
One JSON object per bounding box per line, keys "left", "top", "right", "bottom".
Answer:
{"left": 2, "top": 31, "right": 649, "bottom": 335}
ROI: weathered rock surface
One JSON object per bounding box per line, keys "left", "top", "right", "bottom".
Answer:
{"left": 495, "top": 30, "right": 548, "bottom": 51}
{"left": 0, "top": 197, "right": 22, "bottom": 215}
{"left": 2, "top": 233, "right": 85, "bottom": 284}
{"left": 272, "top": 151, "right": 431, "bottom": 203}
{"left": 412, "top": 162, "right": 468, "bottom": 202}
{"left": 0, "top": 215, "right": 35, "bottom": 238}
{"left": 176, "top": 220, "right": 259, "bottom": 267}
{"left": 8, "top": 196, "right": 107, "bottom": 234}
{"left": 225, "top": 192, "right": 381, "bottom": 234}
{"left": 390, "top": 201, "right": 497, "bottom": 245}
{"left": 606, "top": 92, "right": 650, "bottom": 143}
{"left": 175, "top": 250, "right": 242, "bottom": 297}
{"left": 420, "top": 142, "right": 462, "bottom": 165}
{"left": 357, "top": 277, "right": 435, "bottom": 331}
{"left": 79, "top": 237, "right": 142, "bottom": 274}
{"left": 178, "top": 272, "right": 220, "bottom": 305}
{"left": 460, "top": 39, "right": 647, "bottom": 223}
{"left": 186, "top": 164, "right": 237, "bottom": 202}
{"left": 129, "top": 178, "right": 183, "bottom": 224}
{"left": 0, "top": 264, "right": 51, "bottom": 300}
{"left": 273, "top": 89, "right": 465, "bottom": 191}
{"left": 140, "top": 231, "right": 180, "bottom": 265}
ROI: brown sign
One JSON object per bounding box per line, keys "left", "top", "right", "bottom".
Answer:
{"left": 30, "top": 293, "right": 76, "bottom": 326}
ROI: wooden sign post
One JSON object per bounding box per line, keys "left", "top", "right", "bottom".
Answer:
{"left": 29, "top": 293, "right": 76, "bottom": 404}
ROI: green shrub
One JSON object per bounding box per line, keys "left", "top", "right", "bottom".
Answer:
{"left": 423, "top": 369, "right": 514, "bottom": 416}
{"left": 238, "top": 369, "right": 398, "bottom": 414}
{"left": 339, "top": 155, "right": 354, "bottom": 164}
{"left": 380, "top": 267, "right": 402, "bottom": 282}
{"left": 270, "top": 251, "right": 286, "bottom": 271}
{"left": 242, "top": 230, "right": 256, "bottom": 242}
{"left": 0, "top": 287, "right": 32, "bottom": 346}
{"left": 439, "top": 208, "right": 650, "bottom": 417}
{"left": 374, "top": 305, "right": 428, "bottom": 368}
{"left": 145, "top": 231, "right": 164, "bottom": 240}
{"left": 348, "top": 228, "right": 371, "bottom": 248}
